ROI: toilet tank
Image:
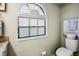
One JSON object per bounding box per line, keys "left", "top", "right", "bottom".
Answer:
{"left": 65, "top": 38, "right": 79, "bottom": 52}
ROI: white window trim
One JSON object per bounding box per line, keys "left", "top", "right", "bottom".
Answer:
{"left": 17, "top": 34, "right": 48, "bottom": 42}
{"left": 19, "top": 13, "right": 46, "bottom": 19}
{"left": 17, "top": 3, "right": 48, "bottom": 41}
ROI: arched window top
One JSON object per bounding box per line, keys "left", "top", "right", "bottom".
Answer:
{"left": 20, "top": 3, "right": 46, "bottom": 16}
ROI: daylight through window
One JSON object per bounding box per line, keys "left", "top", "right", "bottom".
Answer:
{"left": 18, "top": 3, "right": 47, "bottom": 38}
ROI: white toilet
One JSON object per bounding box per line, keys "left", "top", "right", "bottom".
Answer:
{"left": 56, "top": 33, "right": 79, "bottom": 56}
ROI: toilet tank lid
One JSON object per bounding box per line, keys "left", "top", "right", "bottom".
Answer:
{"left": 56, "top": 47, "right": 73, "bottom": 56}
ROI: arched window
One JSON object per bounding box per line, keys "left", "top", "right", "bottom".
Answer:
{"left": 18, "top": 3, "right": 47, "bottom": 39}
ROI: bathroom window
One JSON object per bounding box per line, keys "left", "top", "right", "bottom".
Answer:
{"left": 18, "top": 3, "right": 47, "bottom": 39}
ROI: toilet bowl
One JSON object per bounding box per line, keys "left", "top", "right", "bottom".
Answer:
{"left": 56, "top": 47, "right": 73, "bottom": 56}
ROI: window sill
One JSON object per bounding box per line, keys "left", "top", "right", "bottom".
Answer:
{"left": 17, "top": 35, "right": 48, "bottom": 42}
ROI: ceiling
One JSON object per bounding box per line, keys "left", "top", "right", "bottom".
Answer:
{"left": 55, "top": 3, "right": 66, "bottom": 6}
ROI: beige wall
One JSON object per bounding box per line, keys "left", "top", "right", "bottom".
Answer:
{"left": 61, "top": 4, "right": 79, "bottom": 55}
{"left": 0, "top": 3, "right": 61, "bottom": 56}
{"left": 61, "top": 3, "right": 79, "bottom": 46}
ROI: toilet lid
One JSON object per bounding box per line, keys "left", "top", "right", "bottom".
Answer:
{"left": 56, "top": 47, "right": 73, "bottom": 56}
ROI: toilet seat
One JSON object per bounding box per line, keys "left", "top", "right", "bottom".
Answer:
{"left": 56, "top": 47, "right": 73, "bottom": 56}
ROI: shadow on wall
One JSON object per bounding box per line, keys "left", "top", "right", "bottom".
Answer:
{"left": 8, "top": 42, "right": 17, "bottom": 56}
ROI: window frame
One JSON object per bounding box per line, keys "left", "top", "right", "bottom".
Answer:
{"left": 18, "top": 3, "right": 48, "bottom": 41}
{"left": 18, "top": 16, "right": 46, "bottom": 38}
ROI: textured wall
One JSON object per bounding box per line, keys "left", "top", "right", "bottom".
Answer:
{"left": 0, "top": 3, "right": 61, "bottom": 56}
